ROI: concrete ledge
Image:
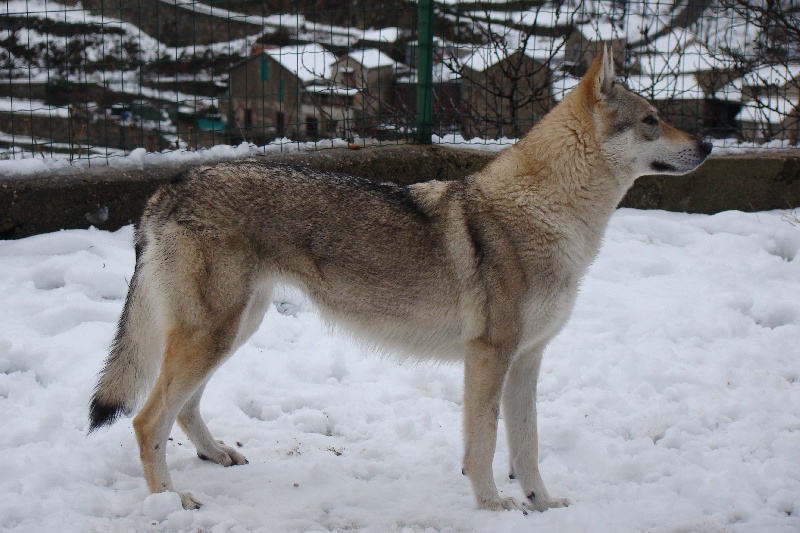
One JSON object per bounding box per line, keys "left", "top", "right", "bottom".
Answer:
{"left": 1, "top": 144, "right": 799, "bottom": 239}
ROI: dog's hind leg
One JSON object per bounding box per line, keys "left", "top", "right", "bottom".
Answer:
{"left": 133, "top": 323, "right": 237, "bottom": 510}
{"left": 177, "top": 382, "right": 248, "bottom": 467}
{"left": 462, "top": 339, "right": 526, "bottom": 513}
{"left": 502, "top": 344, "right": 569, "bottom": 512}
{"left": 176, "top": 284, "right": 272, "bottom": 470}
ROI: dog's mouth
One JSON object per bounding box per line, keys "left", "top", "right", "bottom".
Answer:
{"left": 650, "top": 161, "right": 678, "bottom": 173}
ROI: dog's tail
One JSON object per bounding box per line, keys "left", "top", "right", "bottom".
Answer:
{"left": 89, "top": 240, "right": 162, "bottom": 432}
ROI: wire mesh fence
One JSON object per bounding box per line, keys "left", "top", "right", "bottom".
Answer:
{"left": 1, "top": 0, "right": 798, "bottom": 162}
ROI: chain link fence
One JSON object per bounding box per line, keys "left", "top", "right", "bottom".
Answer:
{"left": 1, "top": 0, "right": 798, "bottom": 162}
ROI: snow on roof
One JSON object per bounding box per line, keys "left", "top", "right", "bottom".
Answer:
{"left": 635, "top": 28, "right": 697, "bottom": 55}
{"left": 556, "top": 69, "right": 740, "bottom": 107}
{"left": 466, "top": 7, "right": 578, "bottom": 29}
{"left": 625, "top": 74, "right": 703, "bottom": 100}
{"left": 551, "top": 74, "right": 582, "bottom": 102}
{"left": 396, "top": 64, "right": 461, "bottom": 84}
{"left": 574, "top": 1, "right": 679, "bottom": 42}
{"left": 740, "top": 63, "right": 800, "bottom": 88}
{"left": 405, "top": 36, "right": 451, "bottom": 48}
{"left": 702, "top": 6, "right": 763, "bottom": 54}
{"left": 265, "top": 44, "right": 337, "bottom": 84}
{"left": 361, "top": 27, "right": 402, "bottom": 43}
{"left": 638, "top": 42, "right": 734, "bottom": 77}
{"left": 346, "top": 49, "right": 398, "bottom": 70}
{"left": 305, "top": 84, "right": 359, "bottom": 96}
{"left": 458, "top": 46, "right": 509, "bottom": 73}
{"left": 457, "top": 35, "right": 563, "bottom": 73}
{"left": 738, "top": 96, "right": 799, "bottom": 125}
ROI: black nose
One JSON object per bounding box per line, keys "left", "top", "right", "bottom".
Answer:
{"left": 699, "top": 140, "right": 713, "bottom": 155}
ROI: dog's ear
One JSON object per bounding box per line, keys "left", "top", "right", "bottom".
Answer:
{"left": 581, "top": 44, "right": 615, "bottom": 103}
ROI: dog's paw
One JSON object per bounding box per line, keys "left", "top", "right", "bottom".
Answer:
{"left": 525, "top": 493, "right": 570, "bottom": 512}
{"left": 478, "top": 496, "right": 529, "bottom": 515}
{"left": 179, "top": 491, "right": 203, "bottom": 510}
{"left": 197, "top": 441, "right": 249, "bottom": 467}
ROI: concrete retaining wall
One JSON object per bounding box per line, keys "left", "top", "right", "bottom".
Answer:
{"left": 1, "top": 144, "right": 799, "bottom": 239}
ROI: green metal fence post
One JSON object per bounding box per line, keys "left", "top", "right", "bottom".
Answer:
{"left": 416, "top": 0, "right": 434, "bottom": 144}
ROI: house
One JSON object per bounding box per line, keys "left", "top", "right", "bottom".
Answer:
{"left": 625, "top": 73, "right": 741, "bottom": 137}
{"left": 619, "top": 30, "right": 743, "bottom": 137}
{"left": 720, "top": 63, "right": 799, "bottom": 142}
{"left": 635, "top": 40, "right": 740, "bottom": 95}
{"left": 737, "top": 63, "right": 800, "bottom": 100}
{"left": 404, "top": 37, "right": 468, "bottom": 69}
{"left": 454, "top": 37, "right": 559, "bottom": 139}
{"left": 390, "top": 65, "right": 463, "bottom": 137}
{"left": 223, "top": 43, "right": 354, "bottom": 143}
{"left": 330, "top": 49, "right": 406, "bottom": 132}
{"left": 735, "top": 95, "right": 800, "bottom": 143}
{"left": 562, "top": 26, "right": 627, "bottom": 77}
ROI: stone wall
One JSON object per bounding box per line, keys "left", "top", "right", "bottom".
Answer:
{"left": 1, "top": 145, "right": 799, "bottom": 239}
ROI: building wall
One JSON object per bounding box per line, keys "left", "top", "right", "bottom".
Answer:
{"left": 563, "top": 34, "right": 627, "bottom": 77}
{"left": 460, "top": 54, "right": 554, "bottom": 139}
{"left": 331, "top": 57, "right": 397, "bottom": 130}
{"left": 225, "top": 55, "right": 304, "bottom": 144}
{"left": 225, "top": 54, "right": 351, "bottom": 143}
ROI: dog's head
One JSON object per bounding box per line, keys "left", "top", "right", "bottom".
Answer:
{"left": 578, "top": 45, "right": 713, "bottom": 180}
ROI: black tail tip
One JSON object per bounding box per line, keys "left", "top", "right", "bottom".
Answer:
{"left": 88, "top": 398, "right": 124, "bottom": 433}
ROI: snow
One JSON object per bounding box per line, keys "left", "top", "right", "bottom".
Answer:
{"left": 103, "top": 77, "right": 217, "bottom": 113}
{"left": 624, "top": 74, "right": 708, "bottom": 101}
{"left": 0, "top": 138, "right": 381, "bottom": 176}
{"left": 0, "top": 96, "right": 70, "bottom": 117}
{"left": 452, "top": 34, "right": 564, "bottom": 75}
{"left": 1, "top": 208, "right": 799, "bottom": 532}
{"left": 4, "top": 0, "right": 125, "bottom": 27}
{"left": 261, "top": 14, "right": 397, "bottom": 48}
{"left": 159, "top": 0, "right": 266, "bottom": 28}
{"left": 360, "top": 27, "right": 402, "bottom": 44}
{"left": 637, "top": 43, "right": 735, "bottom": 77}
{"left": 738, "top": 96, "right": 798, "bottom": 126}
{"left": 264, "top": 44, "right": 337, "bottom": 84}
{"left": 551, "top": 74, "right": 582, "bottom": 102}
{"left": 740, "top": 63, "right": 800, "bottom": 90}
{"left": 347, "top": 49, "right": 399, "bottom": 71}
{"left": 478, "top": 6, "right": 581, "bottom": 29}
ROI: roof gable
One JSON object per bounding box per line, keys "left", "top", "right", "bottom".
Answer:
{"left": 345, "top": 49, "right": 398, "bottom": 70}
{"left": 264, "top": 44, "right": 336, "bottom": 83}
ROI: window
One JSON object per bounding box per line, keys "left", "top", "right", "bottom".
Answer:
{"left": 260, "top": 58, "right": 269, "bottom": 81}
{"left": 276, "top": 112, "right": 285, "bottom": 137}
{"left": 306, "top": 116, "right": 319, "bottom": 138}
{"left": 278, "top": 79, "right": 284, "bottom": 103}
{"left": 244, "top": 109, "right": 253, "bottom": 129}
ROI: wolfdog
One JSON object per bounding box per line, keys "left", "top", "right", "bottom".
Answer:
{"left": 89, "top": 47, "right": 711, "bottom": 512}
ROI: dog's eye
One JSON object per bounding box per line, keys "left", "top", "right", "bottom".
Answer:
{"left": 642, "top": 115, "right": 658, "bottom": 126}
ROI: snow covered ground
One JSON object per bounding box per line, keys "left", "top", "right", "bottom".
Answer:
{"left": 1, "top": 209, "right": 799, "bottom": 532}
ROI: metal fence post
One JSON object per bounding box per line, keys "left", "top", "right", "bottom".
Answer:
{"left": 416, "top": 0, "right": 434, "bottom": 144}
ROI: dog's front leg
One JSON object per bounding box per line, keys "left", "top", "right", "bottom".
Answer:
{"left": 462, "top": 340, "right": 526, "bottom": 512}
{"left": 502, "top": 345, "right": 569, "bottom": 512}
